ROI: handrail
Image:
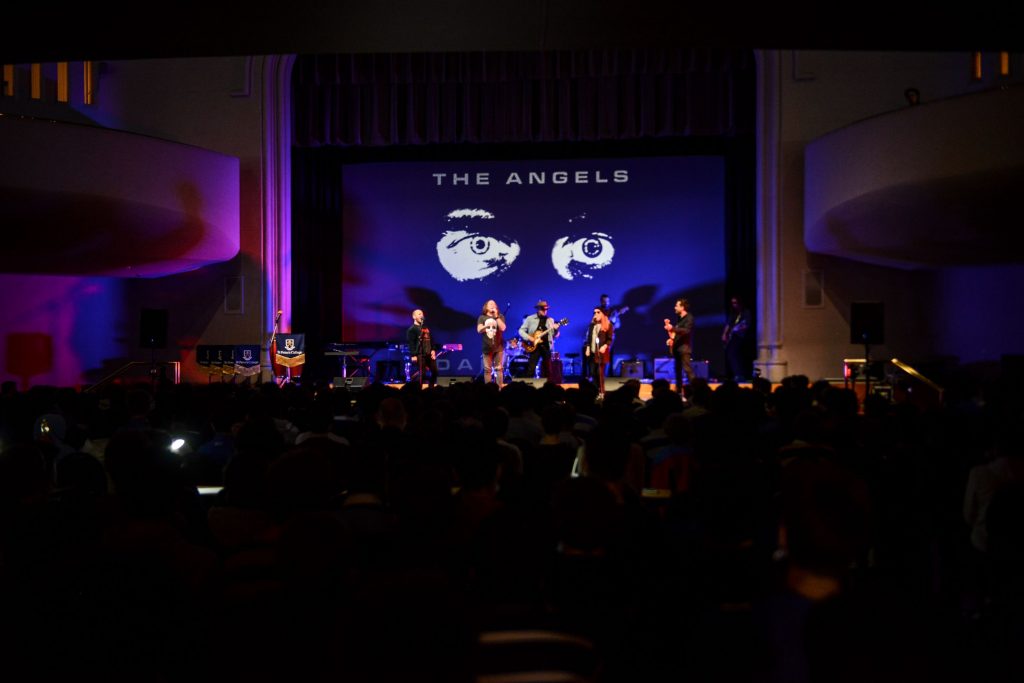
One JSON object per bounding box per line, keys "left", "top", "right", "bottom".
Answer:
{"left": 84, "top": 361, "right": 181, "bottom": 393}
{"left": 889, "top": 357, "right": 943, "bottom": 397}
{"left": 842, "top": 357, "right": 944, "bottom": 405}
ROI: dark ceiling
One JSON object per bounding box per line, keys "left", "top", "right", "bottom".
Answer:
{"left": 6, "top": 2, "right": 1023, "bottom": 63}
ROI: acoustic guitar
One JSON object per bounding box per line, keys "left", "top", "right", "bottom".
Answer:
{"left": 523, "top": 318, "right": 569, "bottom": 353}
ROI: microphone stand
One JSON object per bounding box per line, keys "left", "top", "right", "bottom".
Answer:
{"left": 419, "top": 328, "right": 427, "bottom": 387}
{"left": 268, "top": 310, "right": 282, "bottom": 384}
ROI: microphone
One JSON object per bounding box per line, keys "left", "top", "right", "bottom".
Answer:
{"left": 274, "top": 310, "right": 283, "bottom": 323}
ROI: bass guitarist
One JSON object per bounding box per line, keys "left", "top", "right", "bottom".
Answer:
{"left": 519, "top": 299, "right": 563, "bottom": 380}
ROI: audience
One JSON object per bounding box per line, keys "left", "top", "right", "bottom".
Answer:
{"left": 0, "top": 367, "right": 1020, "bottom": 681}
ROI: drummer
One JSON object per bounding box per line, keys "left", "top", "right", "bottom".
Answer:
{"left": 477, "top": 299, "right": 507, "bottom": 388}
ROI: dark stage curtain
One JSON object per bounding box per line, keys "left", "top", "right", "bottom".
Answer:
{"left": 293, "top": 49, "right": 754, "bottom": 147}
{"left": 291, "top": 49, "right": 756, "bottom": 379}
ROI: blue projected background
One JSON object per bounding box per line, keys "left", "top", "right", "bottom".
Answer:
{"left": 341, "top": 156, "right": 725, "bottom": 376}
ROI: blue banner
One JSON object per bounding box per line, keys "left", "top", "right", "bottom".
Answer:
{"left": 196, "top": 345, "right": 215, "bottom": 369}
{"left": 216, "top": 345, "right": 236, "bottom": 375}
{"left": 275, "top": 334, "right": 305, "bottom": 368}
{"left": 234, "top": 344, "right": 261, "bottom": 377}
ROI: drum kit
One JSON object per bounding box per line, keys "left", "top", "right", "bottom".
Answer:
{"left": 503, "top": 338, "right": 580, "bottom": 379}
{"left": 504, "top": 337, "right": 527, "bottom": 379}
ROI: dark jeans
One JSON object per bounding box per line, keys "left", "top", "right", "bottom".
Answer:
{"left": 585, "top": 352, "right": 607, "bottom": 393}
{"left": 412, "top": 355, "right": 438, "bottom": 386}
{"left": 673, "top": 347, "right": 693, "bottom": 392}
{"left": 527, "top": 344, "right": 552, "bottom": 379}
{"left": 725, "top": 338, "right": 749, "bottom": 381}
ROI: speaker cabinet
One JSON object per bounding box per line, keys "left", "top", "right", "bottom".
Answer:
{"left": 654, "top": 357, "right": 673, "bottom": 381}
{"left": 619, "top": 360, "right": 644, "bottom": 379}
{"left": 513, "top": 378, "right": 548, "bottom": 388}
{"left": 850, "top": 302, "right": 884, "bottom": 345}
{"left": 604, "top": 377, "right": 639, "bottom": 392}
{"left": 653, "top": 357, "right": 708, "bottom": 381}
{"left": 139, "top": 309, "right": 168, "bottom": 349}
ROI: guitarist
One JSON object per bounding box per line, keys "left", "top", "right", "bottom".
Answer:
{"left": 663, "top": 298, "right": 694, "bottom": 394}
{"left": 599, "top": 294, "right": 629, "bottom": 330}
{"left": 519, "top": 299, "right": 562, "bottom": 380}
{"left": 721, "top": 295, "right": 752, "bottom": 382}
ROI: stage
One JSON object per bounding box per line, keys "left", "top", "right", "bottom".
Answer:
{"left": 374, "top": 378, "right": 756, "bottom": 401}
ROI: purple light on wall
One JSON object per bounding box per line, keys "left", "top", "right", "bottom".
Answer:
{"left": 0, "top": 275, "right": 123, "bottom": 388}
{"left": 0, "top": 116, "right": 240, "bottom": 278}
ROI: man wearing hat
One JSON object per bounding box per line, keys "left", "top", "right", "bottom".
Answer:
{"left": 519, "top": 299, "right": 561, "bottom": 380}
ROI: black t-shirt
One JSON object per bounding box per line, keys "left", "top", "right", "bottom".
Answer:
{"left": 407, "top": 323, "right": 433, "bottom": 355}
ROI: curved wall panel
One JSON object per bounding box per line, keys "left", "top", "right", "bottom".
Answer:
{"left": 804, "top": 85, "right": 1024, "bottom": 268}
{"left": 0, "top": 115, "right": 239, "bottom": 277}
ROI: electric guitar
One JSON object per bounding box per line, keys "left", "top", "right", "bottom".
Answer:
{"left": 722, "top": 315, "right": 748, "bottom": 345}
{"left": 523, "top": 318, "right": 569, "bottom": 353}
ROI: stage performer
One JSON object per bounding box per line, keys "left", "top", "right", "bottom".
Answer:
{"left": 664, "top": 298, "right": 694, "bottom": 394}
{"left": 583, "top": 306, "right": 614, "bottom": 395}
{"left": 478, "top": 299, "right": 507, "bottom": 388}
{"left": 721, "top": 295, "right": 752, "bottom": 382}
{"left": 519, "top": 299, "right": 561, "bottom": 380}
{"left": 407, "top": 308, "right": 438, "bottom": 388}
{"left": 599, "top": 293, "right": 629, "bottom": 330}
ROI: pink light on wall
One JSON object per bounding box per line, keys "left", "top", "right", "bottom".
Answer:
{"left": 0, "top": 274, "right": 124, "bottom": 389}
{"left": 0, "top": 115, "right": 240, "bottom": 278}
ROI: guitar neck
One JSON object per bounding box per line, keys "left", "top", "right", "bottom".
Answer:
{"left": 526, "top": 318, "right": 567, "bottom": 349}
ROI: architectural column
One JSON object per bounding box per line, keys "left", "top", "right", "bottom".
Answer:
{"left": 260, "top": 54, "right": 296, "bottom": 358}
{"left": 753, "top": 50, "right": 788, "bottom": 382}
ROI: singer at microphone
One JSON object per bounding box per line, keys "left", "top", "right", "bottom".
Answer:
{"left": 478, "top": 299, "right": 508, "bottom": 389}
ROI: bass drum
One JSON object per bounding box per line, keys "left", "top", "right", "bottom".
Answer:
{"left": 509, "top": 357, "right": 532, "bottom": 378}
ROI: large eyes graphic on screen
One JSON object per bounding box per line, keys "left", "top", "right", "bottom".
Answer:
{"left": 551, "top": 232, "right": 615, "bottom": 280}
{"left": 436, "top": 209, "right": 520, "bottom": 282}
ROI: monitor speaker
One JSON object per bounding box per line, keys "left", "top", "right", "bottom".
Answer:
{"left": 139, "top": 309, "right": 168, "bottom": 349}
{"left": 333, "top": 376, "right": 367, "bottom": 390}
{"left": 604, "top": 377, "right": 634, "bottom": 392}
{"left": 850, "top": 302, "right": 884, "bottom": 345}
{"left": 619, "top": 360, "right": 644, "bottom": 379}
{"left": 440, "top": 376, "right": 473, "bottom": 387}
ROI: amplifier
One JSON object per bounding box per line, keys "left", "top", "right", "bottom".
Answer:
{"left": 654, "top": 357, "right": 709, "bottom": 381}
{"left": 619, "top": 360, "right": 644, "bottom": 379}
{"left": 549, "top": 359, "right": 564, "bottom": 384}
{"left": 654, "top": 357, "right": 673, "bottom": 381}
